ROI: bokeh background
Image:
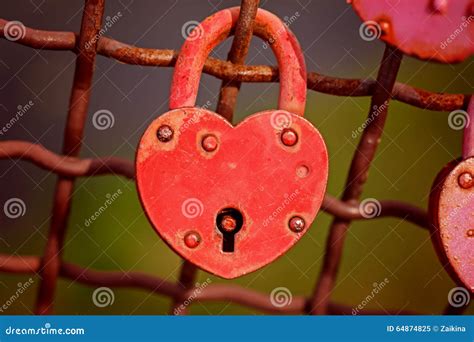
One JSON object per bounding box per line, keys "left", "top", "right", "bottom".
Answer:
{"left": 0, "top": 0, "right": 473, "bottom": 315}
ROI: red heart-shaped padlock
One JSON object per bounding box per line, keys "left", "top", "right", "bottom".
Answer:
{"left": 136, "top": 7, "right": 328, "bottom": 279}
{"left": 429, "top": 97, "right": 474, "bottom": 292}
{"left": 351, "top": 0, "right": 474, "bottom": 63}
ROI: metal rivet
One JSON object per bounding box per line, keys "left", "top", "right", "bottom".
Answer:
{"left": 430, "top": 0, "right": 448, "bottom": 14}
{"left": 467, "top": 229, "right": 474, "bottom": 238}
{"left": 184, "top": 231, "right": 201, "bottom": 248}
{"left": 458, "top": 172, "right": 473, "bottom": 189}
{"left": 201, "top": 134, "right": 218, "bottom": 152}
{"left": 220, "top": 215, "right": 237, "bottom": 232}
{"left": 378, "top": 19, "right": 391, "bottom": 36}
{"left": 289, "top": 216, "right": 305, "bottom": 232}
{"left": 281, "top": 128, "right": 298, "bottom": 147}
{"left": 157, "top": 125, "right": 174, "bottom": 142}
{"left": 296, "top": 165, "right": 310, "bottom": 178}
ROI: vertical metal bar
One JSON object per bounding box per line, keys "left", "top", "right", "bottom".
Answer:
{"left": 34, "top": 0, "right": 105, "bottom": 315}
{"left": 169, "top": 0, "right": 259, "bottom": 315}
{"left": 308, "top": 44, "right": 403, "bottom": 315}
{"left": 215, "top": 0, "right": 260, "bottom": 122}
{"left": 170, "top": 261, "right": 199, "bottom": 315}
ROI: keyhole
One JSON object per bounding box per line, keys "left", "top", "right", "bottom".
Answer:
{"left": 216, "top": 208, "right": 243, "bottom": 253}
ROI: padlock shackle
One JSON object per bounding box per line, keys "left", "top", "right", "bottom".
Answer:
{"left": 170, "top": 7, "right": 307, "bottom": 116}
{"left": 462, "top": 96, "right": 474, "bottom": 159}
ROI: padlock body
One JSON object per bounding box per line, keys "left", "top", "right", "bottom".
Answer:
{"left": 429, "top": 158, "right": 474, "bottom": 292}
{"left": 136, "top": 108, "right": 328, "bottom": 278}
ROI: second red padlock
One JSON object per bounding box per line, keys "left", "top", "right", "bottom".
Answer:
{"left": 429, "top": 97, "right": 474, "bottom": 292}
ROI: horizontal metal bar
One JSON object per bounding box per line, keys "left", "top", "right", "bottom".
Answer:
{"left": 0, "top": 254, "right": 422, "bottom": 315}
{"left": 0, "top": 19, "right": 465, "bottom": 112}
{"left": 0, "top": 140, "right": 429, "bottom": 228}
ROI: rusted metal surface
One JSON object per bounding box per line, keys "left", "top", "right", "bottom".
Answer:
{"left": 216, "top": 0, "right": 259, "bottom": 122}
{"left": 170, "top": 260, "right": 199, "bottom": 315}
{"left": 351, "top": 0, "right": 474, "bottom": 63}
{"left": 170, "top": 7, "right": 307, "bottom": 115}
{"left": 0, "top": 0, "right": 470, "bottom": 315}
{"left": 309, "top": 45, "right": 403, "bottom": 314}
{"left": 0, "top": 140, "right": 429, "bottom": 227}
{"left": 0, "top": 253, "right": 419, "bottom": 315}
{"left": 34, "top": 0, "right": 105, "bottom": 315}
{"left": 0, "top": 19, "right": 467, "bottom": 111}
{"left": 0, "top": 141, "right": 134, "bottom": 179}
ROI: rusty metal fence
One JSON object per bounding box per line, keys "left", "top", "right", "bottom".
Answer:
{"left": 0, "top": 0, "right": 470, "bottom": 315}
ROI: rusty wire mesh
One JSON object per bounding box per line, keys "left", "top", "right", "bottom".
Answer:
{"left": 0, "top": 0, "right": 471, "bottom": 315}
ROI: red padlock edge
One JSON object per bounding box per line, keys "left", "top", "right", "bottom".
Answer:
{"left": 170, "top": 7, "right": 307, "bottom": 116}
{"left": 351, "top": 0, "right": 474, "bottom": 63}
{"left": 462, "top": 96, "right": 474, "bottom": 159}
{"left": 428, "top": 158, "right": 466, "bottom": 289}
{"left": 428, "top": 158, "right": 474, "bottom": 293}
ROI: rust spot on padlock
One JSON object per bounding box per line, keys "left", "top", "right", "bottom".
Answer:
{"left": 351, "top": 0, "right": 474, "bottom": 63}
{"left": 429, "top": 157, "right": 474, "bottom": 292}
{"left": 281, "top": 128, "right": 299, "bottom": 147}
{"left": 458, "top": 172, "right": 474, "bottom": 189}
{"left": 157, "top": 125, "right": 174, "bottom": 142}
{"left": 289, "top": 216, "right": 306, "bottom": 233}
{"left": 184, "top": 231, "right": 201, "bottom": 249}
{"left": 201, "top": 134, "right": 219, "bottom": 152}
{"left": 136, "top": 7, "right": 328, "bottom": 279}
{"left": 216, "top": 207, "right": 244, "bottom": 253}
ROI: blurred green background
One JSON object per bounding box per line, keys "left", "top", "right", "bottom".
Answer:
{"left": 0, "top": 0, "right": 473, "bottom": 315}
